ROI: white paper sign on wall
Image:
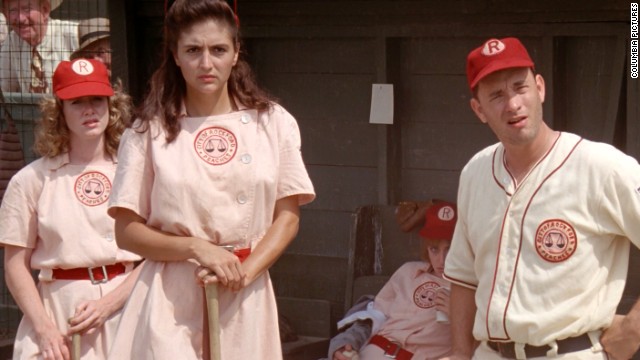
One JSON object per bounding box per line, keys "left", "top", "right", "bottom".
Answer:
{"left": 369, "top": 84, "right": 394, "bottom": 125}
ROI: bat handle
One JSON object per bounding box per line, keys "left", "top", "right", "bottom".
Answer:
{"left": 205, "top": 283, "right": 221, "bottom": 360}
{"left": 71, "top": 332, "right": 81, "bottom": 360}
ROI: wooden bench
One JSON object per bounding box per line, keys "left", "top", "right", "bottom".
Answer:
{"left": 344, "top": 204, "right": 424, "bottom": 312}
{"left": 278, "top": 296, "right": 331, "bottom": 360}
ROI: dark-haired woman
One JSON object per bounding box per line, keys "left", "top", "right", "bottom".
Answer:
{"left": 107, "top": 0, "right": 315, "bottom": 358}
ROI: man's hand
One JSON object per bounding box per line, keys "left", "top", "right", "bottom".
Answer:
{"left": 601, "top": 314, "right": 640, "bottom": 360}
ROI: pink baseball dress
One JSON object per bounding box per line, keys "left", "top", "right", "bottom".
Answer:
{"left": 107, "top": 104, "right": 315, "bottom": 359}
{"left": 0, "top": 154, "right": 142, "bottom": 359}
{"left": 359, "top": 261, "right": 452, "bottom": 360}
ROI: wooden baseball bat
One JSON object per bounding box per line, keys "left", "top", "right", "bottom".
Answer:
{"left": 71, "top": 333, "right": 81, "bottom": 360}
{"left": 205, "top": 245, "right": 235, "bottom": 360}
{"left": 205, "top": 283, "right": 221, "bottom": 360}
{"left": 67, "top": 316, "right": 80, "bottom": 360}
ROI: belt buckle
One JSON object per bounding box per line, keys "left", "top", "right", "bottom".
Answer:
{"left": 384, "top": 341, "right": 402, "bottom": 359}
{"left": 88, "top": 265, "right": 108, "bottom": 285}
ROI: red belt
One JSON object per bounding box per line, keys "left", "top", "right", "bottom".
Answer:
{"left": 52, "top": 263, "right": 127, "bottom": 284}
{"left": 232, "top": 247, "right": 251, "bottom": 262}
{"left": 368, "top": 335, "right": 413, "bottom": 360}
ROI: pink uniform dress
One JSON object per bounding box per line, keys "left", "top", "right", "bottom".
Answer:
{"left": 107, "top": 104, "right": 315, "bottom": 360}
{"left": 0, "top": 154, "right": 142, "bottom": 360}
{"left": 359, "top": 261, "right": 452, "bottom": 360}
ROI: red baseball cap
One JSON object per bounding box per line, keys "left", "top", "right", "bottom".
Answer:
{"left": 466, "top": 37, "right": 535, "bottom": 91}
{"left": 419, "top": 201, "right": 457, "bottom": 241}
{"left": 53, "top": 58, "right": 113, "bottom": 100}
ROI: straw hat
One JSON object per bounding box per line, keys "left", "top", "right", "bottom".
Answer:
{"left": 74, "top": 17, "right": 110, "bottom": 53}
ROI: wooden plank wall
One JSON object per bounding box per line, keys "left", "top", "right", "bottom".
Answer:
{"left": 247, "top": 37, "right": 380, "bottom": 325}
{"left": 120, "top": 0, "right": 636, "bottom": 336}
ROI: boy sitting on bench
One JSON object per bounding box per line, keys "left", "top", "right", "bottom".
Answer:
{"left": 327, "top": 200, "right": 457, "bottom": 360}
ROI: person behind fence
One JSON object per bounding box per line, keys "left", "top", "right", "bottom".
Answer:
{"left": 106, "top": 0, "right": 315, "bottom": 359}
{"left": 0, "top": 0, "right": 78, "bottom": 93}
{"left": 0, "top": 58, "right": 142, "bottom": 360}
{"left": 443, "top": 37, "right": 640, "bottom": 360}
{"left": 327, "top": 201, "right": 457, "bottom": 360}
{"left": 70, "top": 18, "right": 110, "bottom": 76}
{"left": 0, "top": 12, "right": 8, "bottom": 46}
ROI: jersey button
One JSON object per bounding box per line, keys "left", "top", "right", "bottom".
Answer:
{"left": 237, "top": 193, "right": 248, "bottom": 204}
{"left": 241, "top": 154, "right": 252, "bottom": 164}
{"left": 240, "top": 114, "right": 251, "bottom": 124}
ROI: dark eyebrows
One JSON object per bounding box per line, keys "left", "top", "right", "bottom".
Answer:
{"left": 488, "top": 88, "right": 503, "bottom": 99}
{"left": 513, "top": 79, "right": 527, "bottom": 87}
{"left": 179, "top": 42, "right": 231, "bottom": 50}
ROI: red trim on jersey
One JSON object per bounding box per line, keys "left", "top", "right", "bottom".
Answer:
{"left": 485, "top": 134, "right": 582, "bottom": 341}
{"left": 442, "top": 273, "right": 478, "bottom": 289}
{"left": 492, "top": 149, "right": 511, "bottom": 195}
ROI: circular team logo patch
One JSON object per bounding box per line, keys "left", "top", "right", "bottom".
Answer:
{"left": 74, "top": 171, "right": 111, "bottom": 206}
{"left": 535, "top": 219, "right": 577, "bottom": 262}
{"left": 194, "top": 127, "right": 238, "bottom": 165}
{"left": 413, "top": 281, "right": 441, "bottom": 309}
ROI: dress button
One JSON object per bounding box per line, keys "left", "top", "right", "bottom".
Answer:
{"left": 240, "top": 114, "right": 250, "bottom": 124}
{"left": 237, "top": 193, "right": 247, "bottom": 204}
{"left": 105, "top": 234, "right": 114, "bottom": 242}
{"left": 241, "top": 154, "right": 252, "bottom": 164}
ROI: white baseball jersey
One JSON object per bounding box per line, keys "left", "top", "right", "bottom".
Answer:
{"left": 444, "top": 132, "right": 640, "bottom": 346}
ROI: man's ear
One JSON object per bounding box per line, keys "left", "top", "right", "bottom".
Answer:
{"left": 535, "top": 73, "right": 546, "bottom": 104}
{"left": 470, "top": 97, "right": 488, "bottom": 124}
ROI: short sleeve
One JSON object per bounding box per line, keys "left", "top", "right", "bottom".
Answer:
{"left": 595, "top": 150, "right": 640, "bottom": 248}
{"left": 108, "top": 126, "right": 154, "bottom": 219}
{"left": 443, "top": 165, "right": 479, "bottom": 289}
{"left": 272, "top": 106, "right": 315, "bottom": 205}
{"left": 0, "top": 164, "right": 42, "bottom": 248}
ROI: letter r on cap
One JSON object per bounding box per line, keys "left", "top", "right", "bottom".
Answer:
{"left": 439, "top": 206, "right": 455, "bottom": 221}
{"left": 482, "top": 40, "right": 505, "bottom": 56}
{"left": 72, "top": 59, "right": 94, "bottom": 75}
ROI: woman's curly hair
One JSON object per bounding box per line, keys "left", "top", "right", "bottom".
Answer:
{"left": 34, "top": 80, "right": 132, "bottom": 159}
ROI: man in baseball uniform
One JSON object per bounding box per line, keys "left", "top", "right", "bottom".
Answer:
{"left": 443, "top": 37, "right": 640, "bottom": 360}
